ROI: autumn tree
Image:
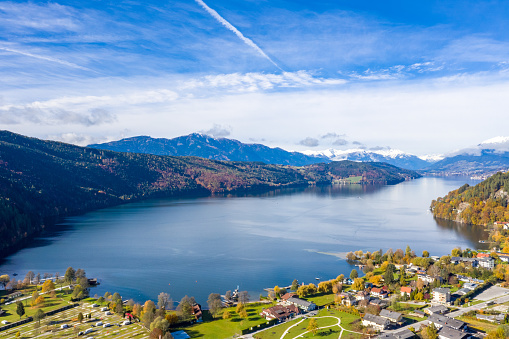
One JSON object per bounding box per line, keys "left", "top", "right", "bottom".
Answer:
{"left": 350, "top": 269, "right": 358, "bottom": 280}
{"left": 307, "top": 318, "right": 318, "bottom": 334}
{"left": 207, "top": 293, "right": 222, "bottom": 318}
{"left": 158, "top": 292, "right": 173, "bottom": 311}
{"left": 176, "top": 296, "right": 195, "bottom": 322}
{"left": 0, "top": 275, "right": 10, "bottom": 289}
{"left": 291, "top": 279, "right": 299, "bottom": 290}
{"left": 142, "top": 300, "right": 156, "bottom": 328}
{"left": 422, "top": 250, "right": 430, "bottom": 258}
{"left": 222, "top": 310, "right": 232, "bottom": 320}
{"left": 41, "top": 279, "right": 55, "bottom": 293}
{"left": 77, "top": 312, "right": 84, "bottom": 323}
{"left": 352, "top": 278, "right": 365, "bottom": 291}
{"left": 64, "top": 267, "right": 75, "bottom": 285}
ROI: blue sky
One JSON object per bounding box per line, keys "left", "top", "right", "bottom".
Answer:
{"left": 1, "top": 0, "right": 509, "bottom": 155}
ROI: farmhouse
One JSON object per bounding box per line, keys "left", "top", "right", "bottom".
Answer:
{"left": 260, "top": 304, "right": 300, "bottom": 321}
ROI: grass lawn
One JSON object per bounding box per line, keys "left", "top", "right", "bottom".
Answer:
{"left": 254, "top": 308, "right": 362, "bottom": 339}
{"left": 307, "top": 293, "right": 335, "bottom": 306}
{"left": 345, "top": 176, "right": 362, "bottom": 184}
{"left": 255, "top": 318, "right": 302, "bottom": 339}
{"left": 284, "top": 317, "right": 338, "bottom": 337}
{"left": 0, "top": 289, "right": 74, "bottom": 323}
{"left": 179, "top": 302, "right": 274, "bottom": 338}
{"left": 458, "top": 316, "right": 499, "bottom": 333}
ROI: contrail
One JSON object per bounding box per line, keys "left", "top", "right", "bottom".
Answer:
{"left": 0, "top": 46, "right": 97, "bottom": 73}
{"left": 195, "top": 0, "right": 282, "bottom": 71}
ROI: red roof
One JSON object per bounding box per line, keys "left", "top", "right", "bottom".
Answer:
{"left": 281, "top": 293, "right": 297, "bottom": 301}
{"left": 401, "top": 286, "right": 413, "bottom": 294}
{"left": 477, "top": 253, "right": 490, "bottom": 258}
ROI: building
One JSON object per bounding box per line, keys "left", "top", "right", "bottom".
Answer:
{"left": 476, "top": 314, "right": 505, "bottom": 324}
{"left": 356, "top": 290, "right": 370, "bottom": 301}
{"left": 478, "top": 257, "right": 495, "bottom": 269}
{"left": 286, "top": 297, "right": 317, "bottom": 312}
{"left": 280, "top": 293, "right": 297, "bottom": 301}
{"left": 400, "top": 286, "right": 413, "bottom": 297}
{"left": 424, "top": 305, "right": 449, "bottom": 315}
{"left": 362, "top": 313, "right": 390, "bottom": 331}
{"left": 377, "top": 328, "right": 416, "bottom": 339}
{"left": 438, "top": 326, "right": 471, "bottom": 339}
{"left": 410, "top": 310, "right": 426, "bottom": 318}
{"left": 428, "top": 314, "right": 467, "bottom": 331}
{"left": 418, "top": 274, "right": 443, "bottom": 284}
{"left": 339, "top": 292, "right": 355, "bottom": 306}
{"left": 380, "top": 309, "right": 403, "bottom": 323}
{"left": 192, "top": 303, "right": 203, "bottom": 322}
{"left": 450, "top": 257, "right": 478, "bottom": 267}
{"left": 260, "top": 304, "right": 300, "bottom": 321}
{"left": 462, "top": 283, "right": 477, "bottom": 290}
{"left": 432, "top": 288, "right": 451, "bottom": 304}
{"left": 476, "top": 253, "right": 490, "bottom": 258}
{"left": 371, "top": 287, "right": 388, "bottom": 299}
{"left": 454, "top": 288, "right": 470, "bottom": 296}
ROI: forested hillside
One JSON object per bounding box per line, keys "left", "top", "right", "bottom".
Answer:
{"left": 0, "top": 131, "right": 419, "bottom": 258}
{"left": 430, "top": 171, "right": 509, "bottom": 225}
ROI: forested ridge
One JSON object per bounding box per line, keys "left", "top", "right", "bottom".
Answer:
{"left": 0, "top": 131, "right": 419, "bottom": 258}
{"left": 431, "top": 171, "right": 509, "bottom": 225}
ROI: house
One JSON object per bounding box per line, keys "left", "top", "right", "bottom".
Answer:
{"left": 438, "top": 326, "right": 471, "bottom": 339}
{"left": 450, "top": 257, "right": 478, "bottom": 267}
{"left": 400, "top": 286, "right": 413, "bottom": 297}
{"left": 280, "top": 293, "right": 297, "bottom": 301}
{"left": 418, "top": 274, "right": 443, "bottom": 284}
{"left": 476, "top": 253, "right": 490, "bottom": 258}
{"left": 356, "top": 290, "right": 370, "bottom": 301}
{"left": 362, "top": 313, "right": 390, "bottom": 331}
{"left": 370, "top": 298, "right": 389, "bottom": 308}
{"left": 377, "top": 328, "right": 416, "bottom": 339}
{"left": 498, "top": 254, "right": 509, "bottom": 262}
{"left": 456, "top": 275, "right": 470, "bottom": 283}
{"left": 410, "top": 310, "right": 426, "bottom": 318}
{"left": 424, "top": 305, "right": 449, "bottom": 315}
{"left": 432, "top": 288, "right": 451, "bottom": 304}
{"left": 192, "top": 303, "right": 203, "bottom": 322}
{"left": 462, "top": 283, "right": 477, "bottom": 290}
{"left": 339, "top": 292, "right": 355, "bottom": 306}
{"left": 370, "top": 287, "right": 388, "bottom": 299}
{"left": 380, "top": 309, "right": 403, "bottom": 323}
{"left": 476, "top": 314, "right": 505, "bottom": 324}
{"left": 286, "top": 297, "right": 317, "bottom": 312}
{"left": 454, "top": 288, "right": 470, "bottom": 296}
{"left": 428, "top": 314, "right": 467, "bottom": 330}
{"left": 260, "top": 304, "right": 300, "bottom": 321}
{"left": 478, "top": 257, "right": 495, "bottom": 269}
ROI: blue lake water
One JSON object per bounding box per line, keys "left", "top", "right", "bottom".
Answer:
{"left": 0, "top": 177, "right": 486, "bottom": 305}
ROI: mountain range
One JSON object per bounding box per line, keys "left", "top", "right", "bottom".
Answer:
{"left": 89, "top": 134, "right": 509, "bottom": 174}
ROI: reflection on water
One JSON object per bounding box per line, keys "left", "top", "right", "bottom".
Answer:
{"left": 0, "top": 177, "right": 486, "bottom": 304}
{"left": 434, "top": 218, "right": 489, "bottom": 250}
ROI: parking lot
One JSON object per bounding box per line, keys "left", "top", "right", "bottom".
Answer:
{"left": 0, "top": 302, "right": 150, "bottom": 338}
{"left": 473, "top": 286, "right": 509, "bottom": 301}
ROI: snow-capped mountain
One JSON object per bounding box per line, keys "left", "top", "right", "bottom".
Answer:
{"left": 426, "top": 136, "right": 509, "bottom": 174}
{"left": 303, "top": 148, "right": 432, "bottom": 170}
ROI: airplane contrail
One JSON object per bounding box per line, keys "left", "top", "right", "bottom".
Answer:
{"left": 195, "top": 0, "right": 283, "bottom": 71}
{"left": 0, "top": 46, "right": 97, "bottom": 73}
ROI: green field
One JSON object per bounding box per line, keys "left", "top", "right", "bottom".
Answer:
{"left": 177, "top": 302, "right": 275, "bottom": 338}
{"left": 255, "top": 308, "right": 362, "bottom": 339}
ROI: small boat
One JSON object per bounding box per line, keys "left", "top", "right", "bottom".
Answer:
{"left": 315, "top": 277, "right": 320, "bottom": 280}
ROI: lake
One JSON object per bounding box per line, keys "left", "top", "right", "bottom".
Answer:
{"left": 0, "top": 176, "right": 487, "bottom": 305}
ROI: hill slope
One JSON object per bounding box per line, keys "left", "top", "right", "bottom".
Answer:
{"left": 0, "top": 131, "right": 419, "bottom": 258}
{"left": 88, "top": 133, "right": 328, "bottom": 166}
{"left": 430, "top": 171, "right": 509, "bottom": 225}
